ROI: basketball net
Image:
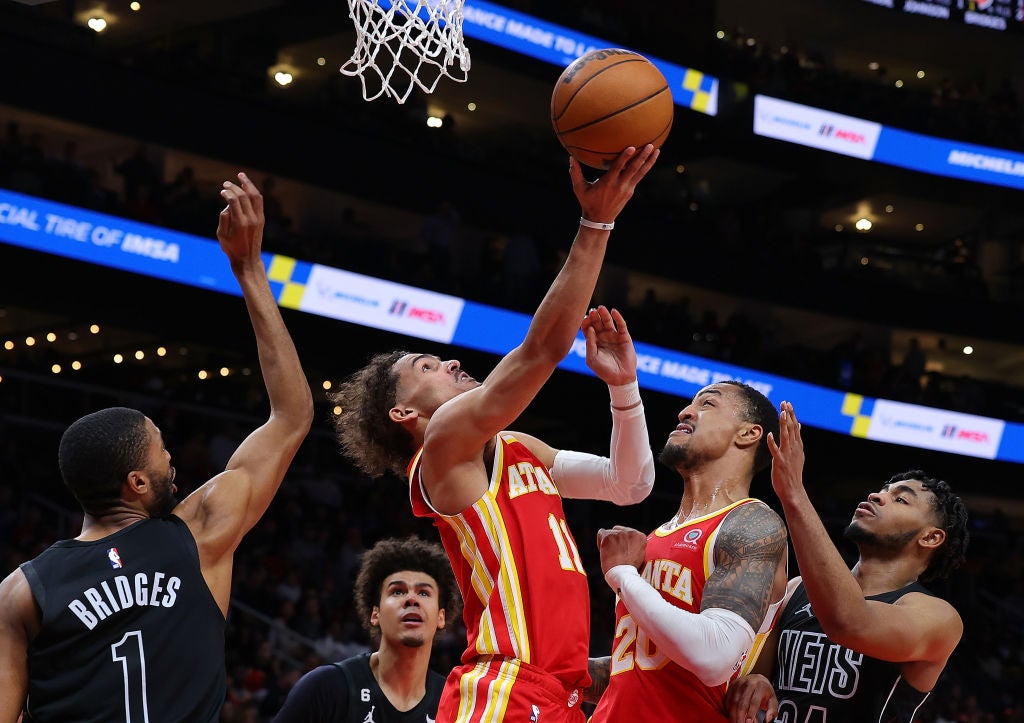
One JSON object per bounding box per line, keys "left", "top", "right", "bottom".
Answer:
{"left": 342, "top": 0, "right": 471, "bottom": 104}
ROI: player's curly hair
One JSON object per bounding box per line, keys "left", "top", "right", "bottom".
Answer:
{"left": 328, "top": 350, "right": 413, "bottom": 478}
{"left": 888, "top": 470, "right": 969, "bottom": 582}
{"left": 353, "top": 536, "right": 462, "bottom": 638}
{"left": 718, "top": 381, "right": 779, "bottom": 475}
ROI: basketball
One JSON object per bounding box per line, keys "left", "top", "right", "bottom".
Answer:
{"left": 551, "top": 49, "right": 674, "bottom": 170}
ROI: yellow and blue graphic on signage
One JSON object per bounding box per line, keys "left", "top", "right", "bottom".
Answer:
{"left": 840, "top": 393, "right": 874, "bottom": 438}
{"left": 677, "top": 68, "right": 716, "bottom": 114}
{"left": 266, "top": 254, "right": 312, "bottom": 310}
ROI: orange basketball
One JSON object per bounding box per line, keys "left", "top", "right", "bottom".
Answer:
{"left": 551, "top": 49, "right": 674, "bottom": 170}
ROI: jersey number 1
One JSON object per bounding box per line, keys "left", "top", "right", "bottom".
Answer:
{"left": 111, "top": 630, "right": 151, "bottom": 722}
{"left": 548, "top": 514, "right": 585, "bottom": 574}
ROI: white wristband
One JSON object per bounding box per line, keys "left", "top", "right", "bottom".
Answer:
{"left": 580, "top": 216, "right": 614, "bottom": 231}
{"left": 609, "top": 380, "right": 642, "bottom": 410}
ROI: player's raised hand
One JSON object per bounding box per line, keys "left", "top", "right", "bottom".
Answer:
{"left": 217, "top": 172, "right": 265, "bottom": 265}
{"left": 583, "top": 306, "right": 637, "bottom": 386}
{"left": 569, "top": 144, "right": 659, "bottom": 225}
{"left": 768, "top": 401, "right": 806, "bottom": 505}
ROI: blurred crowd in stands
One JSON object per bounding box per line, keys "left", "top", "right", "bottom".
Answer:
{"left": 710, "top": 25, "right": 1024, "bottom": 153}
{"left": 2, "top": 114, "right": 1024, "bottom": 425}
{"left": 504, "top": 1, "right": 1024, "bottom": 152}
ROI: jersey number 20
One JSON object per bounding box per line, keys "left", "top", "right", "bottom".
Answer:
{"left": 610, "top": 614, "right": 668, "bottom": 674}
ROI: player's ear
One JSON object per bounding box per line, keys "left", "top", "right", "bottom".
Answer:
{"left": 737, "top": 423, "right": 763, "bottom": 449}
{"left": 370, "top": 606, "right": 381, "bottom": 628}
{"left": 437, "top": 607, "right": 446, "bottom": 631}
{"left": 920, "top": 526, "right": 946, "bottom": 551}
{"left": 125, "top": 469, "right": 148, "bottom": 496}
{"left": 389, "top": 406, "right": 419, "bottom": 427}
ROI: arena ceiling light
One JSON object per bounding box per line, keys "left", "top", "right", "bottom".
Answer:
{"left": 268, "top": 64, "right": 297, "bottom": 87}
{"left": 78, "top": 6, "right": 115, "bottom": 33}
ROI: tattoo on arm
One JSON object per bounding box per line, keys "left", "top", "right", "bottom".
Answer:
{"left": 584, "top": 656, "right": 611, "bottom": 704}
{"left": 703, "top": 504, "right": 787, "bottom": 631}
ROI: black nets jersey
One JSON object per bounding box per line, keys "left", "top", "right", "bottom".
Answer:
{"left": 772, "top": 580, "right": 934, "bottom": 723}
{"left": 273, "top": 653, "right": 444, "bottom": 723}
{"left": 20, "top": 515, "right": 226, "bottom": 722}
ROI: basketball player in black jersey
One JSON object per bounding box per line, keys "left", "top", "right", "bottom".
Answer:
{"left": 0, "top": 173, "right": 314, "bottom": 722}
{"left": 274, "top": 537, "right": 461, "bottom": 722}
{"left": 725, "top": 402, "right": 969, "bottom": 723}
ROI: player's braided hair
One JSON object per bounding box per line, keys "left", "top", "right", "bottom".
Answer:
{"left": 888, "top": 470, "right": 969, "bottom": 582}
{"left": 354, "top": 537, "right": 461, "bottom": 637}
{"left": 329, "top": 350, "right": 413, "bottom": 478}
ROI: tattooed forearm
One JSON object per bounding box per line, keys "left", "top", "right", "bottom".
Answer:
{"left": 584, "top": 656, "right": 611, "bottom": 704}
{"left": 703, "top": 504, "right": 787, "bottom": 630}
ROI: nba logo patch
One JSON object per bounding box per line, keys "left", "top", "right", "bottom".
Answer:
{"left": 530, "top": 704, "right": 540, "bottom": 721}
{"left": 107, "top": 547, "right": 124, "bottom": 569}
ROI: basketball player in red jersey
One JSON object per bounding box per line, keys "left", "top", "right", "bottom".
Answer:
{"left": 586, "top": 381, "right": 790, "bottom": 723}
{"left": 331, "top": 146, "right": 660, "bottom": 723}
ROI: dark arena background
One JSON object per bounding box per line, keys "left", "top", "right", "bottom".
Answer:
{"left": 2, "top": 0, "right": 1024, "bottom": 719}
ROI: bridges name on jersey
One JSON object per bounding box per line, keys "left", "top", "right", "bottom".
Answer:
{"left": 68, "top": 571, "right": 182, "bottom": 630}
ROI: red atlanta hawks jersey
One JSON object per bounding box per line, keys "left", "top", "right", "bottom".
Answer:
{"left": 409, "top": 433, "right": 591, "bottom": 691}
{"left": 590, "top": 499, "right": 778, "bottom": 723}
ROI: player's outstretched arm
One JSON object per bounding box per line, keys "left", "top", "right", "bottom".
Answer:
{"left": 174, "top": 173, "right": 313, "bottom": 613}
{"left": 549, "top": 306, "right": 654, "bottom": 505}
{"left": 424, "top": 147, "right": 658, "bottom": 470}
{"left": 768, "top": 402, "right": 962, "bottom": 667}
{"left": 0, "top": 569, "right": 36, "bottom": 720}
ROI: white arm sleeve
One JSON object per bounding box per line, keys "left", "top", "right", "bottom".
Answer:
{"left": 551, "top": 389, "right": 654, "bottom": 505}
{"left": 606, "top": 565, "right": 756, "bottom": 686}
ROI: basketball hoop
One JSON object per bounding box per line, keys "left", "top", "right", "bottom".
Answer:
{"left": 341, "top": 0, "right": 471, "bottom": 104}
